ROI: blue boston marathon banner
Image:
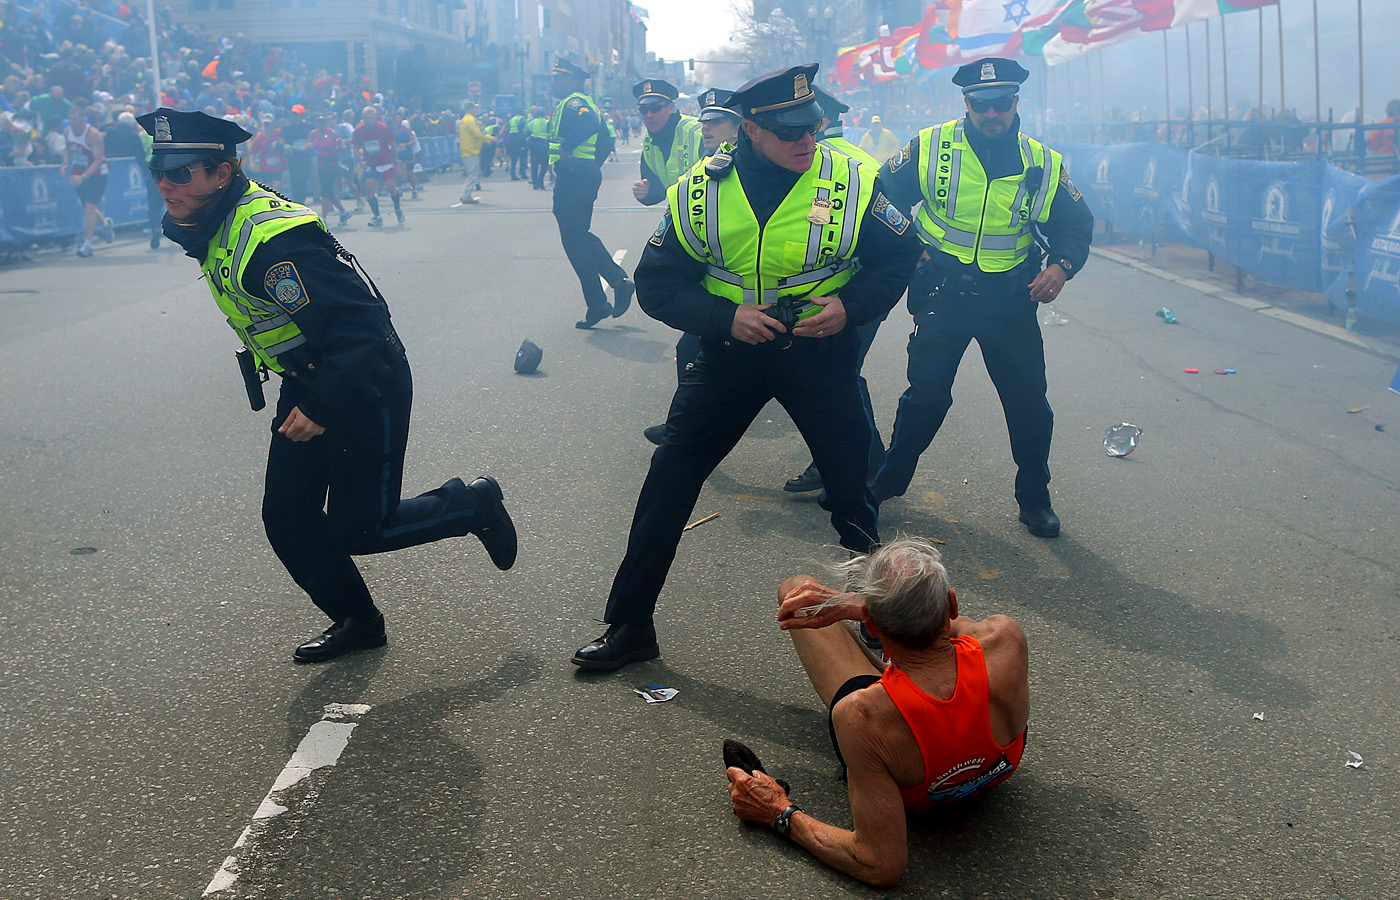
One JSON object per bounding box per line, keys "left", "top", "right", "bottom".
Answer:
{"left": 1347, "top": 175, "right": 1400, "bottom": 320}
{"left": 102, "top": 158, "right": 153, "bottom": 226}
{"left": 0, "top": 165, "right": 85, "bottom": 241}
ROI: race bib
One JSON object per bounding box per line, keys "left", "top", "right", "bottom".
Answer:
{"left": 363, "top": 139, "right": 380, "bottom": 153}
{"left": 291, "top": 140, "right": 308, "bottom": 151}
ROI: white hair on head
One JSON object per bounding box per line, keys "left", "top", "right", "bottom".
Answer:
{"left": 826, "top": 534, "right": 952, "bottom": 650}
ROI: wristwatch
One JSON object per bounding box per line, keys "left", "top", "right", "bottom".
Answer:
{"left": 1055, "top": 259, "right": 1073, "bottom": 275}
{"left": 774, "top": 803, "right": 802, "bottom": 837}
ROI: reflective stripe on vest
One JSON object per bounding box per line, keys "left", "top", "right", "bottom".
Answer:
{"left": 642, "top": 115, "right": 704, "bottom": 188}
{"left": 668, "top": 146, "right": 874, "bottom": 312}
{"left": 201, "top": 184, "right": 324, "bottom": 371}
{"left": 548, "top": 92, "right": 600, "bottom": 163}
{"left": 818, "top": 134, "right": 881, "bottom": 171}
{"left": 914, "top": 119, "right": 1061, "bottom": 272}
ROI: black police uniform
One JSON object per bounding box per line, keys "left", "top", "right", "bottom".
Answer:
{"left": 140, "top": 108, "right": 518, "bottom": 661}
{"left": 550, "top": 61, "right": 631, "bottom": 327}
{"left": 869, "top": 60, "right": 1094, "bottom": 531}
{"left": 573, "top": 65, "right": 923, "bottom": 670}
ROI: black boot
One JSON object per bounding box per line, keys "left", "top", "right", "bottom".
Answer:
{"left": 571, "top": 622, "right": 659, "bottom": 670}
{"left": 293, "top": 614, "right": 387, "bottom": 663}
{"left": 468, "top": 475, "right": 517, "bottom": 569}
{"left": 783, "top": 462, "right": 822, "bottom": 493}
{"left": 1019, "top": 505, "right": 1061, "bottom": 538}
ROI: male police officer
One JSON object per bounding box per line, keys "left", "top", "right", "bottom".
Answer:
{"left": 631, "top": 79, "right": 705, "bottom": 206}
{"left": 526, "top": 106, "right": 550, "bottom": 190}
{"left": 572, "top": 64, "right": 922, "bottom": 671}
{"left": 783, "top": 88, "right": 888, "bottom": 495}
{"left": 549, "top": 58, "right": 634, "bottom": 328}
{"left": 139, "top": 108, "right": 517, "bottom": 662}
{"left": 870, "top": 58, "right": 1093, "bottom": 538}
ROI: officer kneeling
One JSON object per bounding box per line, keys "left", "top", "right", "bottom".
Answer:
{"left": 572, "top": 64, "right": 922, "bottom": 671}
{"left": 140, "top": 109, "right": 518, "bottom": 662}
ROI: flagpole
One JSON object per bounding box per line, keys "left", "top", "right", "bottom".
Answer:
{"left": 1205, "top": 20, "right": 1213, "bottom": 143}
{"left": 1163, "top": 31, "right": 1171, "bottom": 139}
{"left": 1312, "top": 0, "right": 1321, "bottom": 152}
{"left": 1357, "top": 0, "right": 1365, "bottom": 131}
{"left": 1221, "top": 14, "right": 1231, "bottom": 146}
{"left": 146, "top": 0, "right": 161, "bottom": 110}
{"left": 1098, "top": 52, "right": 1106, "bottom": 126}
{"left": 1258, "top": 8, "right": 1264, "bottom": 122}
{"left": 1276, "top": 1, "right": 1285, "bottom": 118}
{"left": 1186, "top": 24, "right": 1195, "bottom": 145}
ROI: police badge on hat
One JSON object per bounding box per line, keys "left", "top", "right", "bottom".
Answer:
{"left": 794, "top": 72, "right": 809, "bottom": 98}
{"left": 980, "top": 61, "right": 996, "bottom": 82}
{"left": 154, "top": 115, "right": 172, "bottom": 142}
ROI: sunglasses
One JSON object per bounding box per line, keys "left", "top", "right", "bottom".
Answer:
{"left": 148, "top": 163, "right": 213, "bottom": 185}
{"left": 753, "top": 119, "right": 822, "bottom": 142}
{"left": 968, "top": 95, "right": 1017, "bottom": 114}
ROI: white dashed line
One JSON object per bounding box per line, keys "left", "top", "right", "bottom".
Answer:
{"left": 203, "top": 703, "right": 371, "bottom": 896}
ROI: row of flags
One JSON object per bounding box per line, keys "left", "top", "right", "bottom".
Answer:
{"left": 833, "top": 0, "right": 1278, "bottom": 90}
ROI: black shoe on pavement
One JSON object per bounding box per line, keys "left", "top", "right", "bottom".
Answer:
{"left": 293, "top": 614, "right": 387, "bottom": 663}
{"left": 643, "top": 424, "right": 666, "bottom": 445}
{"left": 1019, "top": 506, "right": 1061, "bottom": 538}
{"left": 722, "top": 739, "right": 792, "bottom": 794}
{"left": 783, "top": 462, "right": 822, "bottom": 493}
{"left": 468, "top": 475, "right": 517, "bottom": 570}
{"left": 571, "top": 622, "right": 660, "bottom": 670}
{"left": 612, "top": 278, "right": 635, "bottom": 317}
{"left": 575, "top": 303, "right": 613, "bottom": 329}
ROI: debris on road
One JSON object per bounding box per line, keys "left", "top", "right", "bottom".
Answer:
{"left": 1345, "top": 751, "right": 1364, "bottom": 769}
{"left": 1347, "top": 406, "right": 1370, "bottom": 414}
{"left": 1183, "top": 368, "right": 1200, "bottom": 374}
{"left": 1155, "top": 307, "right": 1177, "bottom": 324}
{"left": 634, "top": 686, "right": 678, "bottom": 703}
{"left": 683, "top": 512, "right": 719, "bottom": 531}
{"left": 1040, "top": 304, "right": 1069, "bottom": 326}
{"left": 1253, "top": 712, "right": 1264, "bottom": 721}
{"left": 1104, "top": 423, "right": 1143, "bottom": 457}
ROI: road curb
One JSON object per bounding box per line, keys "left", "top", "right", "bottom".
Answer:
{"left": 1092, "top": 245, "right": 1400, "bottom": 363}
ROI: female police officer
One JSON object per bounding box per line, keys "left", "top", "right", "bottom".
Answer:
{"left": 139, "top": 108, "right": 517, "bottom": 663}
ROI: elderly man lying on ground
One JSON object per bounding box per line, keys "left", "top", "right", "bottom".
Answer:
{"left": 724, "top": 536, "right": 1030, "bottom": 887}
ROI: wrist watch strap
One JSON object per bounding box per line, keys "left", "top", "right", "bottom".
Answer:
{"left": 774, "top": 803, "right": 802, "bottom": 837}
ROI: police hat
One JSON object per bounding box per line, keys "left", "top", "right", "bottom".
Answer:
{"left": 728, "top": 63, "right": 823, "bottom": 126}
{"left": 697, "top": 87, "right": 740, "bottom": 123}
{"left": 136, "top": 107, "right": 251, "bottom": 170}
{"left": 812, "top": 87, "right": 849, "bottom": 118}
{"left": 514, "top": 339, "right": 543, "bottom": 375}
{"left": 952, "top": 57, "right": 1029, "bottom": 100}
{"left": 633, "top": 79, "right": 679, "bottom": 109}
{"left": 551, "top": 58, "right": 590, "bottom": 80}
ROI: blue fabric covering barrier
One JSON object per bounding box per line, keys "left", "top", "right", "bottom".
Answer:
{"left": 418, "top": 136, "right": 458, "bottom": 171}
{"left": 1052, "top": 140, "right": 1400, "bottom": 323}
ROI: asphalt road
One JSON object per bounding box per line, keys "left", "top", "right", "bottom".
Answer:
{"left": 1, "top": 148, "right": 1397, "bottom": 900}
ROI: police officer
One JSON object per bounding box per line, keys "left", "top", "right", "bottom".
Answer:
{"left": 138, "top": 109, "right": 518, "bottom": 662}
{"left": 526, "top": 105, "right": 550, "bottom": 190}
{"left": 507, "top": 108, "right": 528, "bottom": 180}
{"left": 548, "top": 58, "right": 634, "bottom": 328}
{"left": 631, "top": 79, "right": 705, "bottom": 206}
{"left": 870, "top": 58, "right": 1094, "bottom": 538}
{"left": 572, "top": 64, "right": 923, "bottom": 671}
{"left": 641, "top": 87, "right": 742, "bottom": 446}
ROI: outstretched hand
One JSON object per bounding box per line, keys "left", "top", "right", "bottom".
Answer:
{"left": 777, "top": 581, "right": 868, "bottom": 630}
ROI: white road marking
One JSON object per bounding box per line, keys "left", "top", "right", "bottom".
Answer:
{"left": 602, "top": 248, "right": 628, "bottom": 291}
{"left": 203, "top": 703, "right": 371, "bottom": 896}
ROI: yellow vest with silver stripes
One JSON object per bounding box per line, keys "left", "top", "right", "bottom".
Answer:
{"left": 548, "top": 91, "right": 601, "bottom": 163}
{"left": 667, "top": 145, "right": 875, "bottom": 316}
{"left": 819, "top": 134, "right": 881, "bottom": 171}
{"left": 201, "top": 183, "right": 323, "bottom": 373}
{"left": 642, "top": 115, "right": 704, "bottom": 188}
{"left": 915, "top": 119, "right": 1061, "bottom": 273}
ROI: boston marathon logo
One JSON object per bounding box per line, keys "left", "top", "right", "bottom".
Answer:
{"left": 1250, "top": 181, "right": 1300, "bottom": 264}
{"left": 1362, "top": 202, "right": 1400, "bottom": 293}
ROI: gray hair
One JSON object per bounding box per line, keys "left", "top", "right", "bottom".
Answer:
{"left": 831, "top": 535, "right": 952, "bottom": 649}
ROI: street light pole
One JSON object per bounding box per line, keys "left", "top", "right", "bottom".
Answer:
{"left": 146, "top": 0, "right": 161, "bottom": 110}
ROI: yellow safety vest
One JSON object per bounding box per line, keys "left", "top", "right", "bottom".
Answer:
{"left": 642, "top": 115, "right": 704, "bottom": 188}
{"left": 549, "top": 91, "right": 601, "bottom": 163}
{"left": 201, "top": 183, "right": 322, "bottom": 372}
{"left": 818, "top": 133, "right": 880, "bottom": 171}
{"left": 668, "top": 145, "right": 875, "bottom": 317}
{"left": 914, "top": 119, "right": 1061, "bottom": 272}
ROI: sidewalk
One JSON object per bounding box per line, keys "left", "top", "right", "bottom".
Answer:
{"left": 1095, "top": 235, "right": 1400, "bottom": 362}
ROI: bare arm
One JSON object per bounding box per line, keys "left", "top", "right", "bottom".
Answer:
{"left": 729, "top": 699, "right": 909, "bottom": 887}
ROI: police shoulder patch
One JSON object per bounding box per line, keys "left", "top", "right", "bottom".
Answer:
{"left": 264, "top": 261, "right": 310, "bottom": 314}
{"left": 1059, "top": 168, "right": 1083, "bottom": 202}
{"left": 566, "top": 98, "right": 585, "bottom": 110}
{"left": 888, "top": 143, "right": 912, "bottom": 172}
{"left": 872, "top": 193, "right": 910, "bottom": 235}
{"left": 649, "top": 210, "right": 673, "bottom": 246}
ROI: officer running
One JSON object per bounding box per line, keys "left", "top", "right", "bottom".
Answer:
{"left": 139, "top": 108, "right": 518, "bottom": 662}
{"left": 548, "top": 58, "right": 635, "bottom": 329}
{"left": 870, "top": 58, "right": 1094, "bottom": 538}
{"left": 571, "top": 64, "right": 922, "bottom": 671}
{"left": 526, "top": 106, "right": 550, "bottom": 190}
{"left": 631, "top": 78, "right": 704, "bottom": 206}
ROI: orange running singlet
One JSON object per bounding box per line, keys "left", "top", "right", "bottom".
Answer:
{"left": 879, "top": 634, "right": 1025, "bottom": 812}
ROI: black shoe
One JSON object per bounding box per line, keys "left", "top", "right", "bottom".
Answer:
{"left": 571, "top": 622, "right": 660, "bottom": 670}
{"left": 468, "top": 475, "right": 517, "bottom": 570}
{"left": 149, "top": 233, "right": 161, "bottom": 250}
{"left": 1019, "top": 505, "right": 1061, "bottom": 538}
{"left": 575, "top": 303, "right": 613, "bottom": 329}
{"left": 857, "top": 622, "right": 883, "bottom": 655}
{"left": 612, "top": 278, "right": 635, "bottom": 318}
{"left": 643, "top": 424, "right": 666, "bottom": 445}
{"left": 783, "top": 462, "right": 823, "bottom": 493}
{"left": 293, "top": 614, "right": 387, "bottom": 663}
{"left": 722, "top": 739, "right": 792, "bottom": 794}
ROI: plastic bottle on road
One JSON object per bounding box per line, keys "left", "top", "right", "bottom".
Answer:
{"left": 1155, "top": 307, "right": 1177, "bottom": 325}
{"left": 1104, "top": 423, "right": 1143, "bottom": 457}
